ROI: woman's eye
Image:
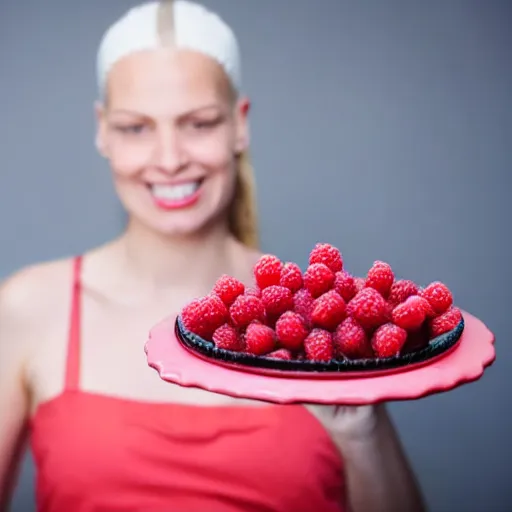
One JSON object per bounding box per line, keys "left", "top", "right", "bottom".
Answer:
{"left": 117, "top": 124, "right": 146, "bottom": 134}
{"left": 192, "top": 118, "right": 220, "bottom": 130}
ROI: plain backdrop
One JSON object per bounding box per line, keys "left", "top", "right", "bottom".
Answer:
{"left": 1, "top": 1, "right": 510, "bottom": 511}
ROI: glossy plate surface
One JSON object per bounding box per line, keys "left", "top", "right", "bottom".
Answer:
{"left": 145, "top": 310, "right": 496, "bottom": 405}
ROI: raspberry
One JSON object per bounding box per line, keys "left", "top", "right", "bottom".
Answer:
{"left": 421, "top": 282, "right": 453, "bottom": 315}
{"left": 253, "top": 254, "right": 283, "bottom": 289}
{"left": 347, "top": 288, "right": 390, "bottom": 330}
{"left": 391, "top": 295, "right": 430, "bottom": 331}
{"left": 365, "top": 260, "right": 394, "bottom": 297}
{"left": 212, "top": 274, "right": 245, "bottom": 306}
{"left": 229, "top": 295, "right": 265, "bottom": 328}
{"left": 303, "top": 263, "right": 335, "bottom": 298}
{"left": 311, "top": 290, "right": 346, "bottom": 331}
{"left": 371, "top": 323, "right": 407, "bottom": 358}
{"left": 245, "top": 322, "right": 276, "bottom": 355}
{"left": 261, "top": 285, "right": 294, "bottom": 317}
{"left": 293, "top": 288, "right": 314, "bottom": 327}
{"left": 388, "top": 279, "right": 420, "bottom": 307}
{"left": 304, "top": 329, "right": 334, "bottom": 362}
{"left": 266, "top": 348, "right": 293, "bottom": 360}
{"left": 334, "top": 317, "right": 373, "bottom": 359}
{"left": 334, "top": 271, "right": 357, "bottom": 302}
{"left": 181, "top": 295, "right": 228, "bottom": 339}
{"left": 309, "top": 243, "right": 343, "bottom": 273}
{"left": 212, "top": 324, "right": 244, "bottom": 351}
{"left": 421, "top": 299, "right": 436, "bottom": 319}
{"left": 354, "top": 277, "right": 366, "bottom": 293}
{"left": 280, "top": 262, "right": 303, "bottom": 293}
{"left": 429, "top": 307, "right": 462, "bottom": 338}
{"left": 244, "top": 287, "right": 262, "bottom": 298}
{"left": 275, "top": 311, "right": 309, "bottom": 351}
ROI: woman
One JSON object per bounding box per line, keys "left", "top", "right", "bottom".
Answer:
{"left": 0, "top": 1, "right": 427, "bottom": 511}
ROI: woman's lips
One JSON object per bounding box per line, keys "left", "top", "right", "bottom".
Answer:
{"left": 149, "top": 179, "right": 203, "bottom": 210}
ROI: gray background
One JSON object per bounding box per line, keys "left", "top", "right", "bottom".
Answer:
{"left": 1, "top": 0, "right": 510, "bottom": 511}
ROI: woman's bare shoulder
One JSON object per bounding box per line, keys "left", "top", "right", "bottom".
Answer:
{"left": 0, "top": 257, "right": 75, "bottom": 322}
{"left": 0, "top": 257, "right": 75, "bottom": 383}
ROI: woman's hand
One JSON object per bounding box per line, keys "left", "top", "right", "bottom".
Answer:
{"left": 304, "top": 403, "right": 380, "bottom": 444}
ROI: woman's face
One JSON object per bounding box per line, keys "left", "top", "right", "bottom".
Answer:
{"left": 96, "top": 48, "right": 249, "bottom": 237}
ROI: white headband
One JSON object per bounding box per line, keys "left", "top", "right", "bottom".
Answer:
{"left": 96, "top": 0, "right": 242, "bottom": 98}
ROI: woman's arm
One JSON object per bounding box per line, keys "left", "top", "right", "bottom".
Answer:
{"left": 0, "top": 273, "right": 33, "bottom": 511}
{"left": 306, "top": 403, "right": 427, "bottom": 512}
{"left": 338, "top": 405, "right": 427, "bottom": 512}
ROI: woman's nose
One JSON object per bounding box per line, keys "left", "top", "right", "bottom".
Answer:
{"left": 152, "top": 126, "right": 188, "bottom": 173}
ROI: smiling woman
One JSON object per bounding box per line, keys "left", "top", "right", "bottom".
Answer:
{"left": 96, "top": 50, "right": 244, "bottom": 236}
{"left": 0, "top": 2, "right": 426, "bottom": 512}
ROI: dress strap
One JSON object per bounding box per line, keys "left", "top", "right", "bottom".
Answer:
{"left": 64, "top": 255, "right": 82, "bottom": 391}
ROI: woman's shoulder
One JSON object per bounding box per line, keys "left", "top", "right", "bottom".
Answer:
{"left": 0, "top": 257, "right": 76, "bottom": 383}
{"left": 0, "top": 256, "right": 76, "bottom": 322}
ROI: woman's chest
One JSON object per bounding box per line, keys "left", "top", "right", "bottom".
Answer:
{"left": 29, "top": 295, "right": 271, "bottom": 413}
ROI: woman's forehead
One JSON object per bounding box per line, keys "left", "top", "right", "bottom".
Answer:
{"left": 106, "top": 48, "right": 233, "bottom": 113}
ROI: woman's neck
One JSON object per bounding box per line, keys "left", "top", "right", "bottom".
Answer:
{"left": 84, "top": 217, "right": 259, "bottom": 308}
{"left": 113, "top": 218, "right": 239, "bottom": 291}
{"left": 93, "top": 217, "right": 257, "bottom": 302}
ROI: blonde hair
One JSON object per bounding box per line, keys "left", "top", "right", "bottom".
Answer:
{"left": 157, "top": 0, "right": 260, "bottom": 249}
{"left": 229, "top": 151, "right": 260, "bottom": 249}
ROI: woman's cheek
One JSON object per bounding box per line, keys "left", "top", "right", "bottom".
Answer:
{"left": 187, "top": 134, "right": 234, "bottom": 168}
{"left": 110, "top": 142, "right": 152, "bottom": 175}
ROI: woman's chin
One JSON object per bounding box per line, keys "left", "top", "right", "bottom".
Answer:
{"left": 124, "top": 193, "right": 231, "bottom": 239}
{"left": 139, "top": 212, "right": 224, "bottom": 239}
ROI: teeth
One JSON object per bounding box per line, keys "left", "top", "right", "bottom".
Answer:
{"left": 151, "top": 181, "right": 200, "bottom": 201}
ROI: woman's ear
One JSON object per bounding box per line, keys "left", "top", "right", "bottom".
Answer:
{"left": 94, "top": 101, "right": 108, "bottom": 158}
{"left": 234, "top": 96, "right": 251, "bottom": 154}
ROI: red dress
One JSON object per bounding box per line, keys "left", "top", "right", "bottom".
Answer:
{"left": 30, "top": 257, "right": 347, "bottom": 511}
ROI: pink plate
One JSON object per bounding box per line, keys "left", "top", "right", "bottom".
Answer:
{"left": 145, "top": 310, "right": 496, "bottom": 405}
